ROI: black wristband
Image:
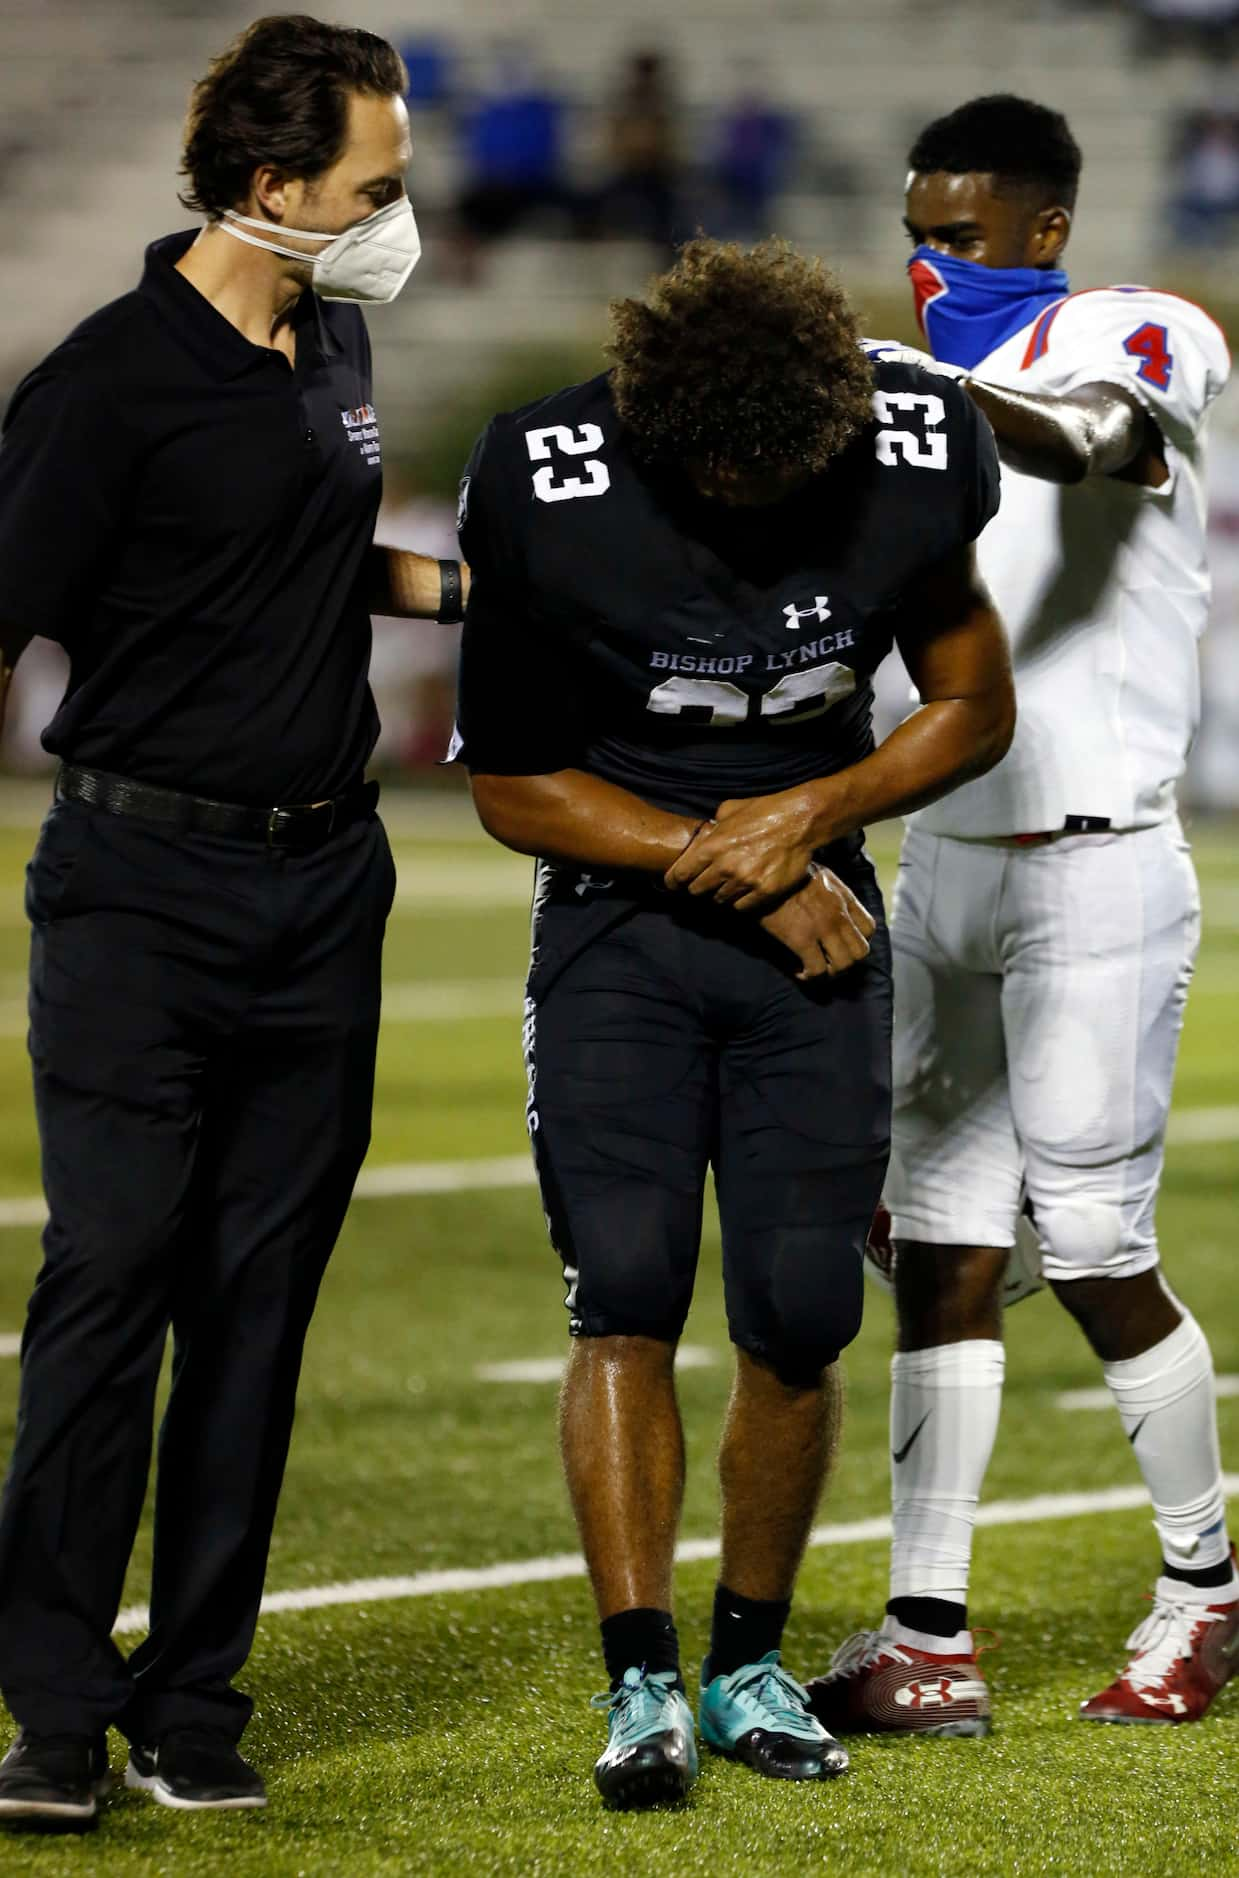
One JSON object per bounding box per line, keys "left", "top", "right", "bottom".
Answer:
{"left": 436, "top": 559, "right": 464, "bottom": 624}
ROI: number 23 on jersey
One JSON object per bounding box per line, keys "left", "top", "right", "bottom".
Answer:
{"left": 524, "top": 396, "right": 951, "bottom": 505}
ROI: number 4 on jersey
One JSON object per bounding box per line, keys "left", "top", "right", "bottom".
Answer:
{"left": 1124, "top": 322, "right": 1173, "bottom": 391}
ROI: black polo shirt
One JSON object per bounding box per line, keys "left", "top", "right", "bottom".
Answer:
{"left": 0, "top": 231, "right": 384, "bottom": 803}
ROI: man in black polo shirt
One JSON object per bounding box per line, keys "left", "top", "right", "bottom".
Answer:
{"left": 0, "top": 18, "right": 461, "bottom": 1828}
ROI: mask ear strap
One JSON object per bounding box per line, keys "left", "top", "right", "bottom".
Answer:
{"left": 218, "top": 210, "right": 336, "bottom": 262}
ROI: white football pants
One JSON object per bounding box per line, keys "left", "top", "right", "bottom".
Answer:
{"left": 886, "top": 820, "right": 1199, "bottom": 1281}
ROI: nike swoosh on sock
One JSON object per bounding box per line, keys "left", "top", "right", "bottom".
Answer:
{"left": 892, "top": 1411, "right": 932, "bottom": 1465}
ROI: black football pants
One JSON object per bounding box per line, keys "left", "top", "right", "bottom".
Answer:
{"left": 0, "top": 797, "right": 395, "bottom": 1742}
{"left": 526, "top": 848, "right": 892, "bottom": 1384}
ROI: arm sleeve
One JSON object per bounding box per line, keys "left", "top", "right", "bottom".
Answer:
{"left": 1032, "top": 290, "right": 1231, "bottom": 451}
{"left": 0, "top": 357, "right": 139, "bottom": 643}
{"left": 952, "top": 381, "right": 1002, "bottom": 542}
{"left": 452, "top": 420, "right": 586, "bottom": 776}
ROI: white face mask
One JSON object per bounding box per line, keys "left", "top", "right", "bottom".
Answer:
{"left": 218, "top": 195, "right": 421, "bottom": 303}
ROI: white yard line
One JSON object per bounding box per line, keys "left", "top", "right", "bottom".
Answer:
{"left": 110, "top": 1473, "right": 1239, "bottom": 1635}
{"left": 0, "top": 978, "right": 525, "bottom": 1039}
{"left": 1059, "top": 1376, "right": 1239, "bottom": 1411}
{"left": 380, "top": 981, "right": 522, "bottom": 1023}
{"left": 353, "top": 1155, "right": 534, "bottom": 1200}
{"left": 0, "top": 1156, "right": 541, "bottom": 1228}
{"left": 3, "top": 1104, "right": 1237, "bottom": 1231}
{"left": 392, "top": 859, "right": 535, "bottom": 907}
{"left": 0, "top": 1198, "right": 45, "bottom": 1229}
{"left": 0, "top": 1336, "right": 19, "bottom": 1358}
{"left": 1163, "top": 1104, "right": 1239, "bottom": 1143}
{"left": 476, "top": 1346, "right": 716, "bottom": 1385}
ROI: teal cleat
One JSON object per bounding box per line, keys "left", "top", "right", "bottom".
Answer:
{"left": 700, "top": 1650, "right": 849, "bottom": 1782}
{"left": 591, "top": 1667, "right": 698, "bottom": 1810}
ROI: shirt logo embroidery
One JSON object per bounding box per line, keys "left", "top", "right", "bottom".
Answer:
{"left": 340, "top": 404, "right": 381, "bottom": 467}
{"left": 783, "top": 595, "right": 832, "bottom": 630}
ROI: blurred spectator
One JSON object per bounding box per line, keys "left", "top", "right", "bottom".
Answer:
{"left": 1169, "top": 106, "right": 1239, "bottom": 243}
{"left": 400, "top": 37, "right": 453, "bottom": 112}
{"left": 1132, "top": 0, "right": 1239, "bottom": 59}
{"left": 708, "top": 83, "right": 797, "bottom": 239}
{"left": 592, "top": 51, "right": 683, "bottom": 251}
{"left": 454, "top": 47, "right": 572, "bottom": 272}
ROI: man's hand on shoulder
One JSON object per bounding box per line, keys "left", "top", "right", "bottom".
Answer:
{"left": 864, "top": 341, "right": 969, "bottom": 384}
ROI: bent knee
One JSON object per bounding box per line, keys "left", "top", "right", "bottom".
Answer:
{"left": 1034, "top": 1199, "right": 1152, "bottom": 1281}
{"left": 894, "top": 1240, "right": 1008, "bottom": 1345}
{"left": 733, "top": 1228, "right": 865, "bottom": 1386}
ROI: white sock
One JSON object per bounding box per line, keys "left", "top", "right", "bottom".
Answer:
{"left": 889, "top": 1340, "right": 1005, "bottom": 1605}
{"left": 1103, "top": 1312, "right": 1233, "bottom": 1576}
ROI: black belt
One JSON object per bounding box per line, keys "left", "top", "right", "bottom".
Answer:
{"left": 56, "top": 765, "right": 379, "bottom": 851}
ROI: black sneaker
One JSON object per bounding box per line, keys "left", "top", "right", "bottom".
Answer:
{"left": 125, "top": 1729, "right": 267, "bottom": 1811}
{"left": 0, "top": 1732, "right": 110, "bottom": 1829}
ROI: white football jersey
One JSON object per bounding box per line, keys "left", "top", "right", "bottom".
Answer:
{"left": 911, "top": 287, "right": 1231, "bottom": 837}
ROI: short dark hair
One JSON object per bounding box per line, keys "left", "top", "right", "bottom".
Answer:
{"left": 908, "top": 94, "right": 1082, "bottom": 210}
{"left": 608, "top": 237, "right": 875, "bottom": 474}
{"left": 180, "top": 14, "right": 407, "bottom": 218}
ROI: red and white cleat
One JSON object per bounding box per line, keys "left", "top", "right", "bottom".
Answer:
{"left": 805, "top": 1620, "right": 992, "bottom": 1738}
{"left": 1080, "top": 1574, "right": 1239, "bottom": 1725}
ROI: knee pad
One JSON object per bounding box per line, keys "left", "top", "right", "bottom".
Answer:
{"left": 569, "top": 1205, "right": 697, "bottom": 1342}
{"left": 1035, "top": 1199, "right": 1127, "bottom": 1276}
{"left": 735, "top": 1227, "right": 865, "bottom": 1387}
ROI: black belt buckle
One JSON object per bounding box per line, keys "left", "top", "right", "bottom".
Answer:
{"left": 266, "top": 798, "right": 337, "bottom": 849}
{"left": 1063, "top": 814, "right": 1112, "bottom": 835}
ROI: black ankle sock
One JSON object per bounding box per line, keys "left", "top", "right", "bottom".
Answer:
{"left": 600, "top": 1608, "right": 682, "bottom": 1691}
{"left": 705, "top": 1584, "right": 792, "bottom": 1681}
{"left": 886, "top": 1595, "right": 968, "bottom": 1639}
{"left": 1162, "top": 1556, "right": 1236, "bottom": 1590}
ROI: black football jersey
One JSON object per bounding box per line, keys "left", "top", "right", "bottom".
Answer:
{"left": 454, "top": 359, "right": 999, "bottom": 817}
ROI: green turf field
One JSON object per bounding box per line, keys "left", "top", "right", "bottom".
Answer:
{"left": 0, "top": 781, "right": 1235, "bottom": 1876}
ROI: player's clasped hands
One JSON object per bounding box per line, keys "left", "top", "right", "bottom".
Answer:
{"left": 663, "top": 790, "right": 875, "bottom": 979}
{"left": 664, "top": 790, "right": 823, "bottom": 908}
{"left": 757, "top": 868, "right": 876, "bottom": 981}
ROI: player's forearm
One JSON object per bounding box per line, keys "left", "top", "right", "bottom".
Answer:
{"left": 469, "top": 768, "right": 702, "bottom": 873}
{"left": 366, "top": 546, "right": 472, "bottom": 619}
{"left": 964, "top": 379, "right": 1144, "bottom": 485}
{"left": 797, "top": 690, "right": 1016, "bottom": 848}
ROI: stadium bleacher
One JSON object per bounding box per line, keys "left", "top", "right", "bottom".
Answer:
{"left": 0, "top": 0, "right": 1233, "bottom": 436}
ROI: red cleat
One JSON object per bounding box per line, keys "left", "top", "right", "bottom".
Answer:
{"left": 805, "top": 1621, "right": 992, "bottom": 1738}
{"left": 1080, "top": 1573, "right": 1239, "bottom": 1725}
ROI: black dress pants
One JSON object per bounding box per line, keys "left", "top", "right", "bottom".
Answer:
{"left": 0, "top": 797, "right": 395, "bottom": 1742}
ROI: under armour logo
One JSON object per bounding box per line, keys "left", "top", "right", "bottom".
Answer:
{"left": 1142, "top": 1691, "right": 1188, "bottom": 1715}
{"left": 783, "top": 595, "right": 832, "bottom": 630}
{"left": 898, "top": 1678, "right": 955, "bottom": 1710}
{"left": 895, "top": 1676, "right": 986, "bottom": 1710}
{"left": 574, "top": 873, "right": 614, "bottom": 898}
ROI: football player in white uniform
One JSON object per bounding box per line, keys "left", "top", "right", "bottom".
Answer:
{"left": 807, "top": 95, "right": 1238, "bottom": 1735}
